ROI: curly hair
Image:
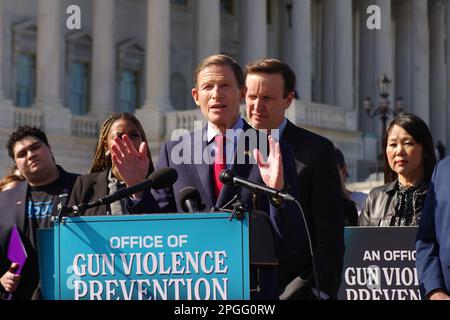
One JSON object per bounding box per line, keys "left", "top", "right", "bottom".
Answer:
{"left": 7, "top": 126, "right": 50, "bottom": 159}
{"left": 90, "top": 113, "right": 154, "bottom": 175}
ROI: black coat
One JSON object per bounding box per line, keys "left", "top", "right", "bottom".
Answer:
{"left": 281, "top": 120, "right": 345, "bottom": 299}
{"left": 68, "top": 170, "right": 159, "bottom": 216}
{"left": 0, "top": 167, "right": 78, "bottom": 299}
{"left": 359, "top": 180, "right": 428, "bottom": 227}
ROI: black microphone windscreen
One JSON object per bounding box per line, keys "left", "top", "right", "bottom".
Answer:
{"left": 179, "top": 187, "right": 201, "bottom": 212}
{"left": 219, "top": 169, "right": 234, "bottom": 185}
{"left": 149, "top": 167, "right": 178, "bottom": 189}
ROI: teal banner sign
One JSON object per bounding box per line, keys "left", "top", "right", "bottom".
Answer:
{"left": 37, "top": 213, "right": 249, "bottom": 300}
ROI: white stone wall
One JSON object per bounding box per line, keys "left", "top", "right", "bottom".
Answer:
{"left": 0, "top": 0, "right": 449, "bottom": 182}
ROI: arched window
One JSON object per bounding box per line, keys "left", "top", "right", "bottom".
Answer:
{"left": 12, "top": 20, "right": 37, "bottom": 108}
{"left": 68, "top": 62, "right": 88, "bottom": 115}
{"left": 66, "top": 31, "right": 92, "bottom": 115}
{"left": 220, "top": 0, "right": 234, "bottom": 15}
{"left": 119, "top": 70, "right": 138, "bottom": 113}
{"left": 15, "top": 54, "right": 35, "bottom": 108}
{"left": 117, "top": 40, "right": 144, "bottom": 113}
{"left": 170, "top": 73, "right": 187, "bottom": 110}
{"left": 171, "top": 0, "right": 188, "bottom": 6}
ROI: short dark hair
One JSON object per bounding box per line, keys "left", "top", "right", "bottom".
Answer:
{"left": 7, "top": 126, "right": 50, "bottom": 159}
{"left": 193, "top": 54, "right": 245, "bottom": 89}
{"left": 245, "top": 58, "right": 296, "bottom": 98}
{"left": 383, "top": 113, "right": 437, "bottom": 184}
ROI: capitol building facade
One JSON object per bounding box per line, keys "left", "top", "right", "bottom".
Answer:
{"left": 0, "top": 0, "right": 449, "bottom": 183}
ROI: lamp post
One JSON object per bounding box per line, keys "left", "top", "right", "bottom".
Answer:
{"left": 286, "top": 2, "right": 293, "bottom": 28}
{"left": 364, "top": 74, "right": 405, "bottom": 145}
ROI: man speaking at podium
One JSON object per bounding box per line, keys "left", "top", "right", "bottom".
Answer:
{"left": 148, "top": 54, "right": 309, "bottom": 299}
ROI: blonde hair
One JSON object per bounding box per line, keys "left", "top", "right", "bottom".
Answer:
{"left": 0, "top": 165, "right": 24, "bottom": 191}
{"left": 90, "top": 113, "right": 154, "bottom": 175}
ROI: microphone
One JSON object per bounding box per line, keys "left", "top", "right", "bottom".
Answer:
{"left": 95, "top": 167, "right": 178, "bottom": 206}
{"left": 61, "top": 167, "right": 178, "bottom": 218}
{"left": 219, "top": 169, "right": 295, "bottom": 201}
{"left": 179, "top": 187, "right": 203, "bottom": 213}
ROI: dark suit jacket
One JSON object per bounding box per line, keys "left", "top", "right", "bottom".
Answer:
{"left": 0, "top": 167, "right": 78, "bottom": 299}
{"left": 281, "top": 119, "right": 345, "bottom": 299}
{"left": 152, "top": 120, "right": 310, "bottom": 298}
{"left": 68, "top": 170, "right": 159, "bottom": 216}
{"left": 416, "top": 157, "right": 450, "bottom": 297}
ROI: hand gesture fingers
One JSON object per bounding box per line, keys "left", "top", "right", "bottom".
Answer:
{"left": 111, "top": 134, "right": 149, "bottom": 187}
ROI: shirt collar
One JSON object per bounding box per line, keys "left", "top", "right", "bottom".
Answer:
{"left": 207, "top": 117, "right": 244, "bottom": 144}
{"left": 276, "top": 118, "right": 288, "bottom": 138}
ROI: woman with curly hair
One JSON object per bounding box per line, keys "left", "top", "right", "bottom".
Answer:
{"left": 68, "top": 112, "right": 155, "bottom": 216}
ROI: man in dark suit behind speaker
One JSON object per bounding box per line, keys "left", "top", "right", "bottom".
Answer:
{"left": 145, "top": 54, "right": 310, "bottom": 300}
{"left": 244, "top": 58, "right": 345, "bottom": 300}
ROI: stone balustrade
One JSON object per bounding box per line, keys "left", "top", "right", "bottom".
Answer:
{"left": 14, "top": 107, "right": 43, "bottom": 128}
{"left": 165, "top": 108, "right": 203, "bottom": 139}
{"left": 287, "top": 99, "right": 357, "bottom": 132}
{"left": 71, "top": 115, "right": 99, "bottom": 137}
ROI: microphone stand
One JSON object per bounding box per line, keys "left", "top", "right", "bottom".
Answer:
{"left": 56, "top": 201, "right": 102, "bottom": 223}
{"left": 56, "top": 203, "right": 75, "bottom": 223}
{"left": 218, "top": 194, "right": 246, "bottom": 221}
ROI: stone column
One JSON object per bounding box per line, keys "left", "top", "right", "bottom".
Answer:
{"left": 34, "top": 0, "right": 70, "bottom": 134}
{"left": 291, "top": 0, "right": 312, "bottom": 101}
{"left": 359, "top": 0, "right": 394, "bottom": 127}
{"left": 321, "top": 0, "right": 335, "bottom": 105}
{"left": 239, "top": 0, "right": 267, "bottom": 66}
{"left": 334, "top": 0, "right": 353, "bottom": 108}
{"left": 430, "top": 0, "right": 446, "bottom": 145}
{"left": 0, "top": 0, "right": 14, "bottom": 129}
{"left": 359, "top": 0, "right": 394, "bottom": 154}
{"left": 135, "top": 0, "right": 173, "bottom": 142}
{"left": 195, "top": 0, "right": 220, "bottom": 63}
{"left": 411, "top": 0, "right": 430, "bottom": 123}
{"left": 90, "top": 0, "right": 116, "bottom": 122}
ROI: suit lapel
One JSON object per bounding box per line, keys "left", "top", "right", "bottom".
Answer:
{"left": 194, "top": 127, "right": 215, "bottom": 206}
{"left": 282, "top": 120, "right": 301, "bottom": 154}
{"left": 93, "top": 171, "right": 109, "bottom": 199}
{"left": 14, "top": 181, "right": 29, "bottom": 230}
{"left": 91, "top": 171, "right": 111, "bottom": 215}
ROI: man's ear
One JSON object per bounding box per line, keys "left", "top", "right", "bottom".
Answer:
{"left": 239, "top": 86, "right": 247, "bottom": 101}
{"left": 47, "top": 146, "right": 56, "bottom": 163}
{"left": 285, "top": 91, "right": 295, "bottom": 110}
{"left": 192, "top": 87, "right": 200, "bottom": 106}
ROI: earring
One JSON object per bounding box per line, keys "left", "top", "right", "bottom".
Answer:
{"left": 105, "top": 150, "right": 110, "bottom": 157}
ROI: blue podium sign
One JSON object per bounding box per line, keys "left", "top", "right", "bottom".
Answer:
{"left": 37, "top": 213, "right": 249, "bottom": 300}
